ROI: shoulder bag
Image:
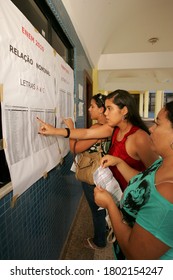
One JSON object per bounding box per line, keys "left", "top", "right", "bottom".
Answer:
{"left": 74, "top": 141, "right": 102, "bottom": 185}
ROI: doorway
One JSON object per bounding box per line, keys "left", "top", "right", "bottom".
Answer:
{"left": 83, "top": 70, "right": 93, "bottom": 128}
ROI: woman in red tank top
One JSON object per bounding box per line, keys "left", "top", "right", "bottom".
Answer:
{"left": 108, "top": 126, "right": 145, "bottom": 191}
{"left": 103, "top": 90, "right": 158, "bottom": 191}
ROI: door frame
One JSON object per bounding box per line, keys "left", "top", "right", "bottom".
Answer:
{"left": 83, "top": 70, "right": 93, "bottom": 128}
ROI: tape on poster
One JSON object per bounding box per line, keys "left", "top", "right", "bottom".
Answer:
{"left": 43, "top": 171, "right": 48, "bottom": 179}
{"left": 11, "top": 194, "right": 18, "bottom": 208}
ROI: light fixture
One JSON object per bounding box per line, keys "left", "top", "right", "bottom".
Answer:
{"left": 148, "top": 37, "right": 159, "bottom": 44}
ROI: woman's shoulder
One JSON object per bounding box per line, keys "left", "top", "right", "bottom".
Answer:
{"left": 133, "top": 128, "right": 150, "bottom": 142}
{"left": 127, "top": 128, "right": 149, "bottom": 144}
{"left": 131, "top": 129, "right": 158, "bottom": 161}
{"left": 134, "top": 127, "right": 148, "bottom": 135}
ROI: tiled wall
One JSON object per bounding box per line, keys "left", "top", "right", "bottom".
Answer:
{"left": 0, "top": 0, "right": 92, "bottom": 259}
{"left": 0, "top": 155, "right": 83, "bottom": 259}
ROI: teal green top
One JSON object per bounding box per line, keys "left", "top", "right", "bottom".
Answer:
{"left": 120, "top": 158, "right": 173, "bottom": 260}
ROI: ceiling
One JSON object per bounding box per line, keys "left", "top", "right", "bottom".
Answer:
{"left": 61, "top": 0, "right": 173, "bottom": 92}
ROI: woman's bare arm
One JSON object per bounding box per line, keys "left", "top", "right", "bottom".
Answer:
{"left": 64, "top": 119, "right": 104, "bottom": 153}
{"left": 37, "top": 117, "right": 113, "bottom": 139}
{"left": 94, "top": 186, "right": 169, "bottom": 259}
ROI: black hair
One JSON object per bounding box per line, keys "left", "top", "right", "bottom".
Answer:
{"left": 165, "top": 101, "right": 173, "bottom": 128}
{"left": 92, "top": 93, "right": 106, "bottom": 112}
{"left": 106, "top": 89, "right": 149, "bottom": 134}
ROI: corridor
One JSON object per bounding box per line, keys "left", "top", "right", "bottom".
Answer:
{"left": 60, "top": 194, "right": 114, "bottom": 260}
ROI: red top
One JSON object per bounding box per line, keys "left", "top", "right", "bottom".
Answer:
{"left": 109, "top": 126, "right": 146, "bottom": 191}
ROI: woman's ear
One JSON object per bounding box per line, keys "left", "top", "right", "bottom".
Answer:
{"left": 99, "top": 107, "right": 105, "bottom": 114}
{"left": 122, "top": 106, "right": 128, "bottom": 117}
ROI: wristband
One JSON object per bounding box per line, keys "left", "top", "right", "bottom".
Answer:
{"left": 64, "top": 127, "right": 70, "bottom": 138}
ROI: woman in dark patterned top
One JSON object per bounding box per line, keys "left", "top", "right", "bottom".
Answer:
{"left": 64, "top": 93, "right": 110, "bottom": 250}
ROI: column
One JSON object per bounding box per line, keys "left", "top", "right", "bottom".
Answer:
{"left": 139, "top": 93, "right": 144, "bottom": 117}
{"left": 92, "top": 68, "right": 98, "bottom": 95}
{"left": 155, "top": 90, "right": 164, "bottom": 117}
{"left": 144, "top": 91, "right": 149, "bottom": 118}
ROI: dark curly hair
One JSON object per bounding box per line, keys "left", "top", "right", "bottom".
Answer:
{"left": 92, "top": 93, "right": 106, "bottom": 112}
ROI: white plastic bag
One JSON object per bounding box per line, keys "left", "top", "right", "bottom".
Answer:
{"left": 93, "top": 166, "right": 123, "bottom": 243}
{"left": 93, "top": 166, "right": 122, "bottom": 205}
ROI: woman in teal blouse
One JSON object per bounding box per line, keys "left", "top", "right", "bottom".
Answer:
{"left": 94, "top": 101, "right": 173, "bottom": 260}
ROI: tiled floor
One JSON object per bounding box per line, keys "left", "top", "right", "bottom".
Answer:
{"left": 60, "top": 194, "right": 114, "bottom": 260}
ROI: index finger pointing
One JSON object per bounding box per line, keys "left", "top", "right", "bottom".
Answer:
{"left": 36, "top": 117, "right": 46, "bottom": 125}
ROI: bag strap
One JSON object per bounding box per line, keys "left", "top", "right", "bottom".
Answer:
{"left": 156, "top": 180, "right": 173, "bottom": 186}
{"left": 105, "top": 213, "right": 116, "bottom": 243}
{"left": 73, "top": 140, "right": 78, "bottom": 164}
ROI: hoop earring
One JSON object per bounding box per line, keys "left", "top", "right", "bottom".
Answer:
{"left": 122, "top": 114, "right": 127, "bottom": 120}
